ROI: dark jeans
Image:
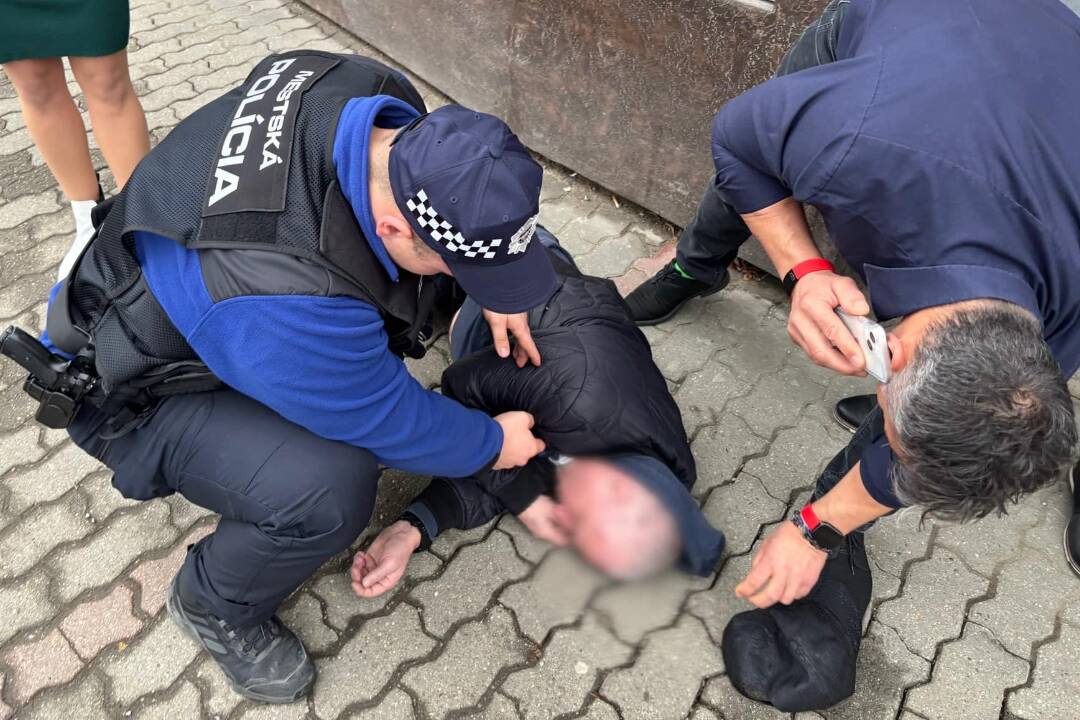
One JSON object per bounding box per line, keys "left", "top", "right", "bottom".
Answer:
{"left": 814, "top": 405, "right": 886, "bottom": 531}
{"left": 69, "top": 390, "right": 378, "bottom": 628}
{"left": 675, "top": 0, "right": 851, "bottom": 285}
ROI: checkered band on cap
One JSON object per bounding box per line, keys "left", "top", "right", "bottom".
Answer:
{"left": 405, "top": 189, "right": 503, "bottom": 260}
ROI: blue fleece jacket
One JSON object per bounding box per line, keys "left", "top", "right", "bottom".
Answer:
{"left": 68, "top": 96, "right": 503, "bottom": 477}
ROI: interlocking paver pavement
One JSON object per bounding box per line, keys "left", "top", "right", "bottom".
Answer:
{"left": 1, "top": 0, "right": 1079, "bottom": 717}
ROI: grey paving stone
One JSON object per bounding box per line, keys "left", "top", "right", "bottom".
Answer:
{"left": 701, "top": 675, "right": 790, "bottom": 719}
{"left": 343, "top": 688, "right": 416, "bottom": 719}
{"left": 279, "top": 591, "right": 338, "bottom": 655}
{"left": 497, "top": 515, "right": 553, "bottom": 564}
{"left": 580, "top": 699, "right": 620, "bottom": 720}
{"left": 591, "top": 568, "right": 707, "bottom": 645}
{"left": 687, "top": 552, "right": 753, "bottom": 652}
{"left": 2, "top": 442, "right": 103, "bottom": 512}
{"left": 18, "top": 672, "right": 109, "bottom": 720}
{"left": 429, "top": 517, "right": 498, "bottom": 560}
{"left": 702, "top": 474, "right": 786, "bottom": 558}
{"left": 1007, "top": 621, "right": 1080, "bottom": 720}
{"left": 456, "top": 692, "right": 522, "bottom": 719}
{"left": 101, "top": 616, "right": 201, "bottom": 706}
{"left": 690, "top": 705, "right": 723, "bottom": 720}
{"left": 969, "top": 547, "right": 1080, "bottom": 659}
{"left": 863, "top": 509, "right": 933, "bottom": 580}
{"left": 0, "top": 570, "right": 57, "bottom": 645}
{"left": 601, "top": 613, "right": 722, "bottom": 720}
{"left": 234, "top": 700, "right": 309, "bottom": 720}
{"left": 875, "top": 547, "right": 990, "bottom": 661}
{"left": 502, "top": 614, "right": 632, "bottom": 719}
{"left": 934, "top": 490, "right": 1048, "bottom": 577}
{"left": 652, "top": 321, "right": 732, "bottom": 383}
{"left": 48, "top": 502, "right": 179, "bottom": 603}
{"left": 76, "top": 471, "right": 141, "bottom": 522}
{"left": 0, "top": 425, "right": 45, "bottom": 476}
{"left": 905, "top": 623, "right": 1028, "bottom": 720}
{"left": 726, "top": 365, "right": 828, "bottom": 438}
{"left": 133, "top": 679, "right": 201, "bottom": 720}
{"left": 411, "top": 531, "right": 530, "bottom": 637}
{"left": 313, "top": 603, "right": 437, "bottom": 719}
{"left": 577, "top": 231, "right": 646, "bottom": 278}
{"left": 0, "top": 493, "right": 91, "bottom": 580}
{"left": 311, "top": 570, "right": 392, "bottom": 630}
{"left": 825, "top": 621, "right": 931, "bottom": 720}
{"left": 690, "top": 414, "right": 770, "bottom": 499}
{"left": 195, "top": 656, "right": 244, "bottom": 719}
{"left": 742, "top": 414, "right": 846, "bottom": 502}
{"left": 674, "top": 359, "right": 744, "bottom": 437}
{"left": 402, "top": 606, "right": 529, "bottom": 718}
{"left": 499, "top": 549, "right": 607, "bottom": 643}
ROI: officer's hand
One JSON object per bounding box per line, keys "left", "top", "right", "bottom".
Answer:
{"left": 493, "top": 411, "right": 546, "bottom": 470}
{"left": 483, "top": 309, "right": 541, "bottom": 367}
{"left": 517, "top": 495, "right": 571, "bottom": 546}
{"left": 350, "top": 521, "right": 420, "bottom": 598}
{"left": 735, "top": 521, "right": 827, "bottom": 608}
{"left": 788, "top": 270, "right": 870, "bottom": 376}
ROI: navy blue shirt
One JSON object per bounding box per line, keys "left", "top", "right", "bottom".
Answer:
{"left": 710, "top": 0, "right": 1080, "bottom": 506}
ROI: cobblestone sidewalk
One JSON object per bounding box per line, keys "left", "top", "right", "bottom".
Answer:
{"left": 1, "top": 1, "right": 1079, "bottom": 718}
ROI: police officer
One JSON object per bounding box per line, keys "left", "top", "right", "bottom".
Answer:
{"left": 624, "top": 0, "right": 1080, "bottom": 707}
{"left": 45, "top": 51, "right": 554, "bottom": 702}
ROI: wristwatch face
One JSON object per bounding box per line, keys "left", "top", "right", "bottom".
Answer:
{"left": 812, "top": 522, "right": 845, "bottom": 551}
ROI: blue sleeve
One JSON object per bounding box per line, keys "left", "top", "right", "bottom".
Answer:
{"left": 710, "top": 56, "right": 880, "bottom": 213}
{"left": 186, "top": 294, "right": 503, "bottom": 477}
{"left": 859, "top": 433, "right": 903, "bottom": 509}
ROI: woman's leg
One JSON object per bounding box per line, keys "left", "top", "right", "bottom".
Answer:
{"left": 69, "top": 49, "right": 148, "bottom": 189}
{"left": 2, "top": 57, "right": 99, "bottom": 200}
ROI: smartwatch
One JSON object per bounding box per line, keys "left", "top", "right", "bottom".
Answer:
{"left": 790, "top": 504, "right": 845, "bottom": 554}
{"left": 782, "top": 258, "right": 835, "bottom": 295}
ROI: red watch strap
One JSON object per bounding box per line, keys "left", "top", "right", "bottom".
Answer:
{"left": 790, "top": 258, "right": 835, "bottom": 280}
{"left": 799, "top": 503, "right": 822, "bottom": 531}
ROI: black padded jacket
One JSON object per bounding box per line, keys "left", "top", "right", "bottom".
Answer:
{"left": 413, "top": 254, "right": 695, "bottom": 535}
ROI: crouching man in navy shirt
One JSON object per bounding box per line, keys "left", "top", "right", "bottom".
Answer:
{"left": 41, "top": 52, "right": 556, "bottom": 703}
{"left": 624, "top": 0, "right": 1080, "bottom": 710}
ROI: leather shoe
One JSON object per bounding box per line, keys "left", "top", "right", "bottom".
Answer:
{"left": 832, "top": 394, "right": 878, "bottom": 433}
{"left": 1065, "top": 465, "right": 1080, "bottom": 577}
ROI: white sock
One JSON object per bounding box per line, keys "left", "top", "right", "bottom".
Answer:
{"left": 58, "top": 199, "right": 97, "bottom": 281}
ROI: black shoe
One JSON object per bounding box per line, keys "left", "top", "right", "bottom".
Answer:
{"left": 624, "top": 261, "right": 729, "bottom": 326}
{"left": 722, "top": 533, "right": 871, "bottom": 712}
{"left": 1065, "top": 466, "right": 1080, "bottom": 577}
{"left": 166, "top": 576, "right": 315, "bottom": 703}
{"left": 832, "top": 394, "right": 879, "bottom": 433}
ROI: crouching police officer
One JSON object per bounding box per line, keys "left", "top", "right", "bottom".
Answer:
{"left": 32, "top": 51, "right": 555, "bottom": 702}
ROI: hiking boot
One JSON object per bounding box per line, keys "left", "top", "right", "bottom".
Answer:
{"left": 832, "top": 394, "right": 879, "bottom": 433}
{"left": 166, "top": 576, "right": 315, "bottom": 703}
{"left": 624, "top": 260, "right": 729, "bottom": 326}
{"left": 722, "top": 532, "right": 871, "bottom": 712}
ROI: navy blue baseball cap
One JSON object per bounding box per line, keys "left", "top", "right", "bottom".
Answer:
{"left": 388, "top": 105, "right": 557, "bottom": 314}
{"left": 607, "top": 454, "right": 726, "bottom": 576}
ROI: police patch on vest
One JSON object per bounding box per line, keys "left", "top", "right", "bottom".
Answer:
{"left": 203, "top": 54, "right": 339, "bottom": 217}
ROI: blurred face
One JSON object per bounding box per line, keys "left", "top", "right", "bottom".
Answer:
{"left": 554, "top": 458, "right": 679, "bottom": 579}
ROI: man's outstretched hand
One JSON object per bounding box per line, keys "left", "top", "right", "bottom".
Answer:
{"left": 517, "top": 495, "right": 571, "bottom": 546}
{"left": 483, "top": 309, "right": 541, "bottom": 367}
{"left": 351, "top": 520, "right": 421, "bottom": 599}
{"left": 493, "top": 411, "right": 546, "bottom": 470}
{"left": 735, "top": 520, "right": 827, "bottom": 608}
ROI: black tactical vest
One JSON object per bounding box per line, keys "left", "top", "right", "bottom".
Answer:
{"left": 48, "top": 51, "right": 431, "bottom": 399}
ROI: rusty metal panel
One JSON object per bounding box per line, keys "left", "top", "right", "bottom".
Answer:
{"left": 305, "top": 0, "right": 829, "bottom": 266}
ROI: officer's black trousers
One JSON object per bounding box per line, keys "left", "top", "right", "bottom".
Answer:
{"left": 69, "top": 390, "right": 378, "bottom": 629}
{"left": 675, "top": 0, "right": 852, "bottom": 285}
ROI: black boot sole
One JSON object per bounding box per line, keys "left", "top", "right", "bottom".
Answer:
{"left": 633, "top": 274, "right": 730, "bottom": 327}
{"left": 166, "top": 581, "right": 314, "bottom": 704}
{"left": 1063, "top": 526, "right": 1080, "bottom": 578}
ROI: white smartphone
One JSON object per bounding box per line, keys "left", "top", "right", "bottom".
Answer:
{"left": 835, "top": 309, "right": 891, "bottom": 383}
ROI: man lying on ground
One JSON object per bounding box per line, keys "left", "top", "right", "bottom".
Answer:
{"left": 351, "top": 228, "right": 726, "bottom": 594}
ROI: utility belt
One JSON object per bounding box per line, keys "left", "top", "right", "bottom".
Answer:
{"left": 0, "top": 324, "right": 220, "bottom": 435}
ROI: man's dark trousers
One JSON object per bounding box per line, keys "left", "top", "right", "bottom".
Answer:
{"left": 675, "top": 0, "right": 851, "bottom": 286}
{"left": 68, "top": 390, "right": 378, "bottom": 628}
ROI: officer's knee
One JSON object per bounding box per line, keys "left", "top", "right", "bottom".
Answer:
{"left": 302, "top": 447, "right": 378, "bottom": 550}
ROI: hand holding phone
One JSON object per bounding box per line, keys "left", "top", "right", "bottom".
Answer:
{"left": 834, "top": 310, "right": 891, "bottom": 383}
